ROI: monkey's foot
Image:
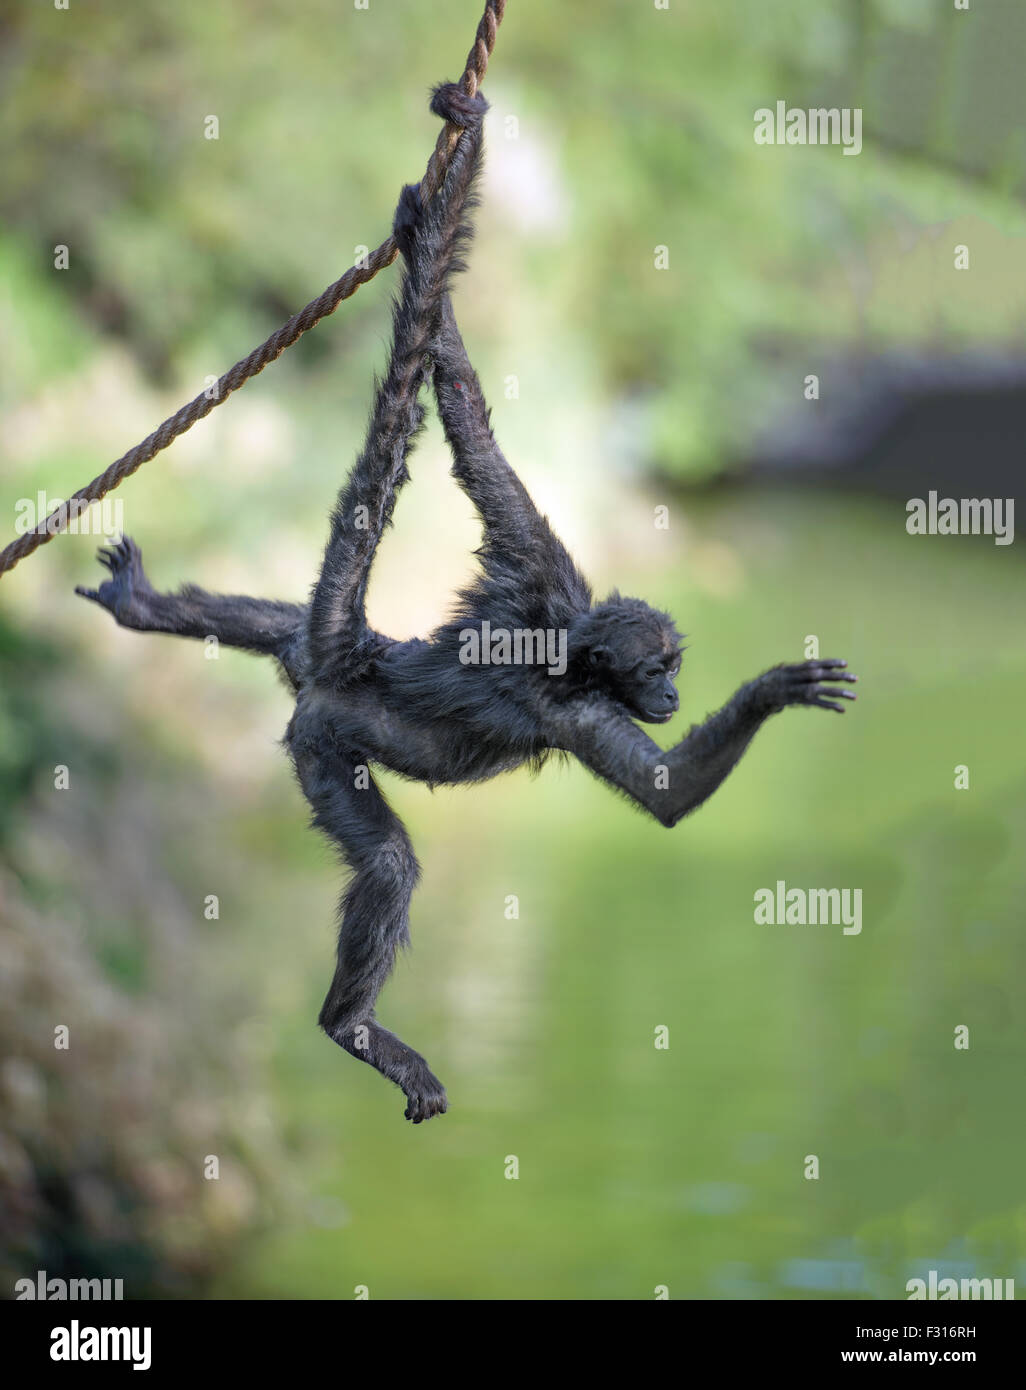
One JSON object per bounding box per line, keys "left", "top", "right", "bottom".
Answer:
{"left": 403, "top": 1067, "right": 449, "bottom": 1125}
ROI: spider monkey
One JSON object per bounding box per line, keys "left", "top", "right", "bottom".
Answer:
{"left": 77, "top": 82, "right": 857, "bottom": 1122}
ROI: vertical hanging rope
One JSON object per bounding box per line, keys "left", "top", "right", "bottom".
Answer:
{"left": 0, "top": 0, "right": 507, "bottom": 580}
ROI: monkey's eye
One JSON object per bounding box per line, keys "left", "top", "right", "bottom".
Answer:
{"left": 643, "top": 666, "right": 663, "bottom": 681}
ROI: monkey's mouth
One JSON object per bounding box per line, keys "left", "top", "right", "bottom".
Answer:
{"left": 642, "top": 710, "right": 675, "bottom": 724}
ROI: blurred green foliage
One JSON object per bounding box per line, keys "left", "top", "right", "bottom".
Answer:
{"left": 3, "top": 1, "right": 1026, "bottom": 482}
{"left": 0, "top": 618, "right": 286, "bottom": 1295}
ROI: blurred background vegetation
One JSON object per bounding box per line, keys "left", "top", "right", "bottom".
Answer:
{"left": 1, "top": 0, "right": 1024, "bottom": 1298}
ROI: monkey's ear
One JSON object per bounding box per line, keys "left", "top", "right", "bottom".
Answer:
{"left": 588, "top": 645, "right": 613, "bottom": 669}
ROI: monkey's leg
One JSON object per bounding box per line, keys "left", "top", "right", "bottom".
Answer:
{"left": 290, "top": 741, "right": 447, "bottom": 1123}
{"left": 76, "top": 537, "right": 308, "bottom": 684}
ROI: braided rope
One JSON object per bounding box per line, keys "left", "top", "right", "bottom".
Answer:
{"left": 0, "top": 0, "right": 506, "bottom": 579}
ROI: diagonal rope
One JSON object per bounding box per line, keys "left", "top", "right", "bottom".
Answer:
{"left": 0, "top": 0, "right": 506, "bottom": 580}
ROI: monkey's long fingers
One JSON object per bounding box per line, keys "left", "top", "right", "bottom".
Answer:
{"left": 788, "top": 662, "right": 858, "bottom": 684}
{"left": 74, "top": 585, "right": 105, "bottom": 606}
{"left": 812, "top": 695, "right": 848, "bottom": 712}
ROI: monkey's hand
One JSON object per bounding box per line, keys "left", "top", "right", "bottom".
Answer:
{"left": 75, "top": 536, "right": 156, "bottom": 629}
{"left": 754, "top": 659, "right": 858, "bottom": 714}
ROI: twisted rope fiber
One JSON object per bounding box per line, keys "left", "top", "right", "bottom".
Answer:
{"left": 0, "top": 0, "right": 506, "bottom": 579}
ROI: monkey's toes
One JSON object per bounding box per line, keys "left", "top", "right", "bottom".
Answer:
{"left": 430, "top": 81, "right": 488, "bottom": 128}
{"left": 404, "top": 1079, "right": 449, "bottom": 1125}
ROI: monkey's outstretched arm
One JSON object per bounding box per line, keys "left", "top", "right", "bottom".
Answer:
{"left": 76, "top": 537, "right": 309, "bottom": 686}
{"left": 548, "top": 661, "right": 857, "bottom": 827}
{"left": 307, "top": 83, "right": 488, "bottom": 684}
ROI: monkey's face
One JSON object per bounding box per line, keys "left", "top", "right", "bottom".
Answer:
{"left": 579, "top": 598, "right": 683, "bottom": 723}
{"left": 623, "top": 650, "right": 682, "bottom": 724}
{"left": 590, "top": 634, "right": 682, "bottom": 722}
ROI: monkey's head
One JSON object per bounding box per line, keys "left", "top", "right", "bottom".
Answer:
{"left": 570, "top": 595, "right": 683, "bottom": 724}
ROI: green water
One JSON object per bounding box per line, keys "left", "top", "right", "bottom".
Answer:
{"left": 214, "top": 492, "right": 1026, "bottom": 1300}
